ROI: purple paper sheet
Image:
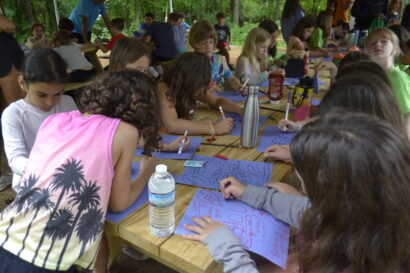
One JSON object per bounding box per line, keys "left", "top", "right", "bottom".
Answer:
{"left": 311, "top": 99, "right": 320, "bottom": 106}
{"left": 310, "top": 56, "right": 333, "bottom": 62}
{"left": 106, "top": 162, "right": 149, "bottom": 223}
{"left": 175, "top": 189, "right": 290, "bottom": 268}
{"left": 259, "top": 80, "right": 269, "bottom": 87}
{"left": 213, "top": 90, "right": 265, "bottom": 103}
{"left": 284, "top": 77, "right": 300, "bottom": 86}
{"left": 174, "top": 155, "right": 272, "bottom": 190}
{"left": 221, "top": 112, "right": 267, "bottom": 136}
{"left": 135, "top": 135, "right": 202, "bottom": 160}
{"left": 258, "top": 126, "right": 297, "bottom": 152}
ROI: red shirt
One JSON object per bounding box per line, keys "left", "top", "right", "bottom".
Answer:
{"left": 106, "top": 34, "right": 126, "bottom": 50}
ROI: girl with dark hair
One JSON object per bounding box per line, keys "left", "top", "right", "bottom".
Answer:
{"left": 281, "top": 0, "right": 305, "bottom": 43}
{"left": 0, "top": 70, "right": 161, "bottom": 272}
{"left": 286, "top": 16, "right": 315, "bottom": 58}
{"left": 158, "top": 52, "right": 243, "bottom": 135}
{"left": 308, "top": 10, "right": 332, "bottom": 57}
{"left": 1, "top": 48, "right": 78, "bottom": 191}
{"left": 258, "top": 19, "right": 280, "bottom": 60}
{"left": 183, "top": 110, "right": 410, "bottom": 273}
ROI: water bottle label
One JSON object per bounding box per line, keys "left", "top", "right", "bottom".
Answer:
{"left": 149, "top": 191, "right": 175, "bottom": 208}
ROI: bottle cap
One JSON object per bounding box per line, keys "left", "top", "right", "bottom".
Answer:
{"left": 155, "top": 164, "right": 167, "bottom": 173}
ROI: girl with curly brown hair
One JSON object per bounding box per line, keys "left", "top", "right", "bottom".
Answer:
{"left": 158, "top": 51, "right": 243, "bottom": 135}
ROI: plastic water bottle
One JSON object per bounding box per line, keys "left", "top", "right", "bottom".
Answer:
{"left": 148, "top": 164, "right": 175, "bottom": 237}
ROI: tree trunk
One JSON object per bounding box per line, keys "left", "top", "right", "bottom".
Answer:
{"left": 134, "top": 0, "right": 140, "bottom": 29}
{"left": 274, "top": 0, "right": 282, "bottom": 22}
{"left": 232, "top": 0, "right": 239, "bottom": 25}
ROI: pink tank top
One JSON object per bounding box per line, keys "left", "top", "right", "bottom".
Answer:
{"left": 0, "top": 110, "right": 120, "bottom": 270}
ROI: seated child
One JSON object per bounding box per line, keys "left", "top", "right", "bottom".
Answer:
{"left": 52, "top": 30, "right": 96, "bottom": 82}
{"left": 109, "top": 37, "right": 151, "bottom": 73}
{"left": 58, "top": 17, "right": 78, "bottom": 43}
{"left": 189, "top": 19, "right": 242, "bottom": 93}
{"left": 286, "top": 16, "right": 315, "bottom": 58}
{"left": 1, "top": 48, "right": 78, "bottom": 191}
{"left": 95, "top": 18, "right": 126, "bottom": 53}
{"left": 26, "top": 22, "right": 50, "bottom": 50}
{"left": 258, "top": 19, "right": 281, "bottom": 64}
{"left": 235, "top": 27, "right": 283, "bottom": 85}
{"left": 0, "top": 70, "right": 160, "bottom": 272}
{"left": 307, "top": 10, "right": 332, "bottom": 57}
{"left": 183, "top": 110, "right": 410, "bottom": 273}
{"left": 158, "top": 52, "right": 243, "bottom": 135}
{"left": 330, "top": 20, "right": 350, "bottom": 46}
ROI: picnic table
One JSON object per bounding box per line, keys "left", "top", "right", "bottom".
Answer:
{"left": 79, "top": 43, "right": 104, "bottom": 73}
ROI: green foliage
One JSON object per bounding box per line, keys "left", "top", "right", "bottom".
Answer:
{"left": 230, "top": 22, "right": 257, "bottom": 46}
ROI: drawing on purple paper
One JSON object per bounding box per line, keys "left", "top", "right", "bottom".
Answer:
{"left": 219, "top": 112, "right": 268, "bottom": 136}
{"left": 135, "top": 135, "right": 202, "bottom": 160}
{"left": 174, "top": 155, "right": 272, "bottom": 190}
{"left": 258, "top": 126, "right": 297, "bottom": 152}
{"left": 213, "top": 90, "right": 265, "bottom": 103}
{"left": 175, "top": 189, "right": 290, "bottom": 268}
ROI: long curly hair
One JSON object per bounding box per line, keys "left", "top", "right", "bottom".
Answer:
{"left": 80, "top": 70, "right": 161, "bottom": 156}
{"left": 291, "top": 110, "right": 410, "bottom": 273}
{"left": 161, "top": 52, "right": 211, "bottom": 119}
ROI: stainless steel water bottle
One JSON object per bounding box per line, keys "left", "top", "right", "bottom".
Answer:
{"left": 240, "top": 85, "right": 260, "bottom": 148}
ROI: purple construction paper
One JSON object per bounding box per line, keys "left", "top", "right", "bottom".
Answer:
{"left": 259, "top": 79, "right": 269, "bottom": 87}
{"left": 221, "top": 112, "right": 267, "bottom": 136}
{"left": 258, "top": 126, "right": 297, "bottom": 152}
{"left": 283, "top": 77, "right": 300, "bottom": 86}
{"left": 135, "top": 135, "right": 202, "bottom": 160}
{"left": 213, "top": 90, "right": 265, "bottom": 103}
{"left": 174, "top": 155, "right": 272, "bottom": 190}
{"left": 311, "top": 99, "right": 320, "bottom": 106}
{"left": 106, "top": 162, "right": 149, "bottom": 223}
{"left": 310, "top": 56, "right": 333, "bottom": 62}
{"left": 175, "top": 189, "right": 290, "bottom": 268}
{"left": 313, "top": 72, "right": 320, "bottom": 94}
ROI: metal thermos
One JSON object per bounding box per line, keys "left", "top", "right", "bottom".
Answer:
{"left": 241, "top": 86, "right": 260, "bottom": 148}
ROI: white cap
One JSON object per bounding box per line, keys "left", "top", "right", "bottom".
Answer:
{"left": 155, "top": 164, "right": 167, "bottom": 173}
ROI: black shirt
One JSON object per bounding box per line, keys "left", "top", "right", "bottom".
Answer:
{"left": 214, "top": 24, "right": 231, "bottom": 43}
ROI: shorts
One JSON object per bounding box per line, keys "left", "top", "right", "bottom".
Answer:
{"left": 216, "top": 42, "right": 229, "bottom": 50}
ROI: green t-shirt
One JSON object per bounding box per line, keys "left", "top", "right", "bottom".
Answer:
{"left": 308, "top": 28, "right": 325, "bottom": 49}
{"left": 387, "top": 66, "right": 410, "bottom": 113}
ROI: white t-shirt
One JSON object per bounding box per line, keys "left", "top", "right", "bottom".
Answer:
{"left": 1, "top": 95, "right": 78, "bottom": 190}
{"left": 234, "top": 56, "right": 268, "bottom": 85}
{"left": 53, "top": 44, "right": 92, "bottom": 70}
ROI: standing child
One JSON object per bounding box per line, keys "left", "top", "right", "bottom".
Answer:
{"left": 158, "top": 52, "right": 242, "bottom": 135}
{"left": 364, "top": 27, "right": 410, "bottom": 135}
{"left": 307, "top": 10, "right": 332, "bottom": 57}
{"left": 214, "top": 12, "right": 232, "bottom": 68}
{"left": 95, "top": 18, "right": 126, "bottom": 53}
{"left": 183, "top": 111, "right": 410, "bottom": 273}
{"left": 235, "top": 28, "right": 282, "bottom": 85}
{"left": 281, "top": 0, "right": 305, "bottom": 43}
{"left": 0, "top": 70, "right": 160, "bottom": 272}
{"left": 52, "top": 30, "right": 96, "bottom": 83}
{"left": 286, "top": 16, "right": 315, "bottom": 58}
{"left": 189, "top": 19, "right": 242, "bottom": 93}
{"left": 1, "top": 48, "right": 78, "bottom": 192}
{"left": 168, "top": 12, "right": 187, "bottom": 54}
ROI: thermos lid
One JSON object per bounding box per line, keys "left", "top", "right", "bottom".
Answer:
{"left": 248, "top": 85, "right": 259, "bottom": 94}
{"left": 298, "top": 76, "right": 314, "bottom": 88}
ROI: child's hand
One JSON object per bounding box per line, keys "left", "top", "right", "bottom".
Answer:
{"left": 182, "top": 216, "right": 226, "bottom": 243}
{"left": 208, "top": 83, "right": 223, "bottom": 94}
{"left": 277, "top": 119, "right": 300, "bottom": 132}
{"left": 220, "top": 177, "right": 245, "bottom": 199}
{"left": 139, "top": 156, "right": 158, "bottom": 176}
{"left": 265, "top": 182, "right": 304, "bottom": 196}
{"left": 163, "top": 136, "right": 191, "bottom": 152}
{"left": 264, "top": 145, "right": 292, "bottom": 163}
{"left": 214, "top": 118, "right": 233, "bottom": 135}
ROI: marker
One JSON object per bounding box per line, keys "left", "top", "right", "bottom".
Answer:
{"left": 215, "top": 154, "right": 228, "bottom": 160}
{"left": 284, "top": 93, "right": 291, "bottom": 132}
{"left": 219, "top": 106, "right": 226, "bottom": 119}
{"left": 240, "top": 77, "right": 249, "bottom": 92}
{"left": 178, "top": 130, "right": 188, "bottom": 154}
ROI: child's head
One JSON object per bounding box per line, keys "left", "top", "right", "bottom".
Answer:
{"left": 168, "top": 12, "right": 180, "bottom": 26}
{"left": 291, "top": 110, "right": 410, "bottom": 273}
{"left": 58, "top": 17, "right": 74, "bottom": 32}
{"left": 144, "top": 12, "right": 154, "bottom": 25}
{"left": 80, "top": 70, "right": 161, "bottom": 155}
{"left": 109, "top": 37, "right": 151, "bottom": 73}
{"left": 258, "top": 19, "right": 279, "bottom": 58}
{"left": 189, "top": 19, "right": 217, "bottom": 55}
{"left": 291, "top": 16, "right": 315, "bottom": 41}
{"left": 111, "top": 18, "right": 125, "bottom": 32}
{"left": 161, "top": 52, "right": 211, "bottom": 119}
{"left": 177, "top": 12, "right": 186, "bottom": 23}
{"left": 315, "top": 10, "right": 333, "bottom": 38}
{"left": 389, "top": 0, "right": 402, "bottom": 13}
{"left": 320, "top": 71, "right": 404, "bottom": 134}
{"left": 19, "top": 48, "right": 70, "bottom": 112}
{"left": 364, "top": 27, "right": 401, "bottom": 60}
{"left": 216, "top": 12, "right": 225, "bottom": 25}
{"left": 241, "top": 27, "right": 271, "bottom": 72}
{"left": 332, "top": 20, "right": 350, "bottom": 39}
{"left": 30, "top": 22, "right": 45, "bottom": 39}
{"left": 336, "top": 60, "right": 391, "bottom": 85}
{"left": 337, "top": 51, "right": 373, "bottom": 70}
{"left": 52, "top": 30, "right": 71, "bottom": 46}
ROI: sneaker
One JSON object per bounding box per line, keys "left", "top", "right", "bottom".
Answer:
{"left": 122, "top": 245, "right": 149, "bottom": 261}
{"left": 0, "top": 173, "right": 12, "bottom": 191}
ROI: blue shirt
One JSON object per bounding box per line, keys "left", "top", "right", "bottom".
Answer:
{"left": 146, "top": 22, "right": 177, "bottom": 58}
{"left": 281, "top": 8, "right": 304, "bottom": 43}
{"left": 172, "top": 25, "right": 186, "bottom": 49}
{"left": 69, "top": 0, "right": 107, "bottom": 34}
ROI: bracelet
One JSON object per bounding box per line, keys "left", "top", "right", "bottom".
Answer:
{"left": 209, "top": 122, "right": 216, "bottom": 136}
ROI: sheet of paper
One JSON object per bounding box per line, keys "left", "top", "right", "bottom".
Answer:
{"left": 213, "top": 90, "right": 265, "bottom": 103}
{"left": 283, "top": 77, "right": 300, "bottom": 86}
{"left": 135, "top": 135, "right": 202, "bottom": 160}
{"left": 175, "top": 155, "right": 272, "bottom": 190}
{"left": 106, "top": 162, "right": 149, "bottom": 223}
{"left": 175, "top": 189, "right": 290, "bottom": 268}
{"left": 221, "top": 112, "right": 267, "bottom": 136}
{"left": 258, "top": 126, "right": 297, "bottom": 152}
